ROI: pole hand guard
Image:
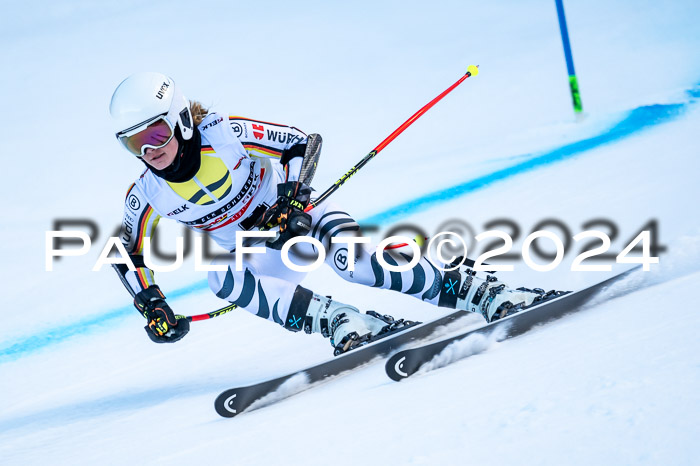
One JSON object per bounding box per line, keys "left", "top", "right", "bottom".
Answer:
{"left": 299, "top": 133, "right": 322, "bottom": 185}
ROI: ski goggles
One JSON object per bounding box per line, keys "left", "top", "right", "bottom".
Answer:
{"left": 116, "top": 115, "right": 175, "bottom": 157}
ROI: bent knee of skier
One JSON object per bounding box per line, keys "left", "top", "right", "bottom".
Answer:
{"left": 207, "top": 254, "right": 298, "bottom": 323}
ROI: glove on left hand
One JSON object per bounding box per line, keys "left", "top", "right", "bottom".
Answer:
{"left": 133, "top": 285, "right": 190, "bottom": 344}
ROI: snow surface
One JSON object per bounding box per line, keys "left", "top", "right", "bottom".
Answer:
{"left": 2, "top": 0, "right": 700, "bottom": 464}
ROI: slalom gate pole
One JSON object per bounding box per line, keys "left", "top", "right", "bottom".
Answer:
{"left": 554, "top": 0, "right": 583, "bottom": 113}
{"left": 305, "top": 65, "right": 479, "bottom": 211}
{"left": 183, "top": 65, "right": 479, "bottom": 323}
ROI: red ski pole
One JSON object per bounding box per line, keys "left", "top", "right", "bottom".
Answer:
{"left": 177, "top": 302, "right": 237, "bottom": 323}
{"left": 306, "top": 65, "right": 479, "bottom": 211}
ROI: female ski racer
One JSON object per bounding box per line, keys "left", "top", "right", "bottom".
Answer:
{"left": 110, "top": 72, "right": 550, "bottom": 353}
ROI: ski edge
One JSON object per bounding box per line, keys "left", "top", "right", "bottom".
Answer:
{"left": 214, "top": 309, "right": 473, "bottom": 418}
{"left": 385, "top": 266, "right": 641, "bottom": 381}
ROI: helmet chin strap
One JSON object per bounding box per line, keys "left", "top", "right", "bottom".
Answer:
{"left": 146, "top": 126, "right": 202, "bottom": 183}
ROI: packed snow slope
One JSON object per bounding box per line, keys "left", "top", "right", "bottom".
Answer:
{"left": 1, "top": 0, "right": 700, "bottom": 465}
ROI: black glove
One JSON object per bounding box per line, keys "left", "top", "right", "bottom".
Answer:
{"left": 133, "top": 285, "right": 190, "bottom": 344}
{"left": 256, "top": 181, "right": 313, "bottom": 250}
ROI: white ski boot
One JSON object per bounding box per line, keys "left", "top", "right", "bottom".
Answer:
{"left": 439, "top": 259, "right": 562, "bottom": 322}
{"left": 286, "top": 287, "right": 406, "bottom": 355}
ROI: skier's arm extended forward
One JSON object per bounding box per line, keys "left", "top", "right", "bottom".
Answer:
{"left": 113, "top": 182, "right": 189, "bottom": 343}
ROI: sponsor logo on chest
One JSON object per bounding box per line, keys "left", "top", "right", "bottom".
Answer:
{"left": 167, "top": 204, "right": 190, "bottom": 216}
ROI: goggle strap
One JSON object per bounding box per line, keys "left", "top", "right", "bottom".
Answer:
{"left": 117, "top": 113, "right": 168, "bottom": 138}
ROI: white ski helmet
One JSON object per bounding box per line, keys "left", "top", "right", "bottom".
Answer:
{"left": 110, "top": 72, "right": 194, "bottom": 156}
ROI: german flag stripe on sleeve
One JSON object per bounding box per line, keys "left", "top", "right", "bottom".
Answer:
{"left": 124, "top": 183, "right": 136, "bottom": 200}
{"left": 136, "top": 267, "right": 155, "bottom": 288}
{"left": 134, "top": 205, "right": 156, "bottom": 254}
{"left": 243, "top": 142, "right": 282, "bottom": 158}
{"left": 229, "top": 115, "right": 285, "bottom": 128}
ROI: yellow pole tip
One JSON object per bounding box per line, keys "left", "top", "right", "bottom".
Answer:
{"left": 467, "top": 65, "right": 479, "bottom": 76}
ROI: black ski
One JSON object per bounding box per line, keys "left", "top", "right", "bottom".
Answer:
{"left": 385, "top": 267, "right": 639, "bottom": 381}
{"left": 214, "top": 309, "right": 472, "bottom": 418}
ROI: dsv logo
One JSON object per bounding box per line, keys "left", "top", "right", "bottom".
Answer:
{"left": 334, "top": 248, "right": 348, "bottom": 271}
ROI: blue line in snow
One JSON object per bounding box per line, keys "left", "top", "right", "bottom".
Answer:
{"left": 0, "top": 85, "right": 696, "bottom": 364}
{"left": 0, "top": 280, "right": 209, "bottom": 364}
{"left": 361, "top": 100, "right": 688, "bottom": 226}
